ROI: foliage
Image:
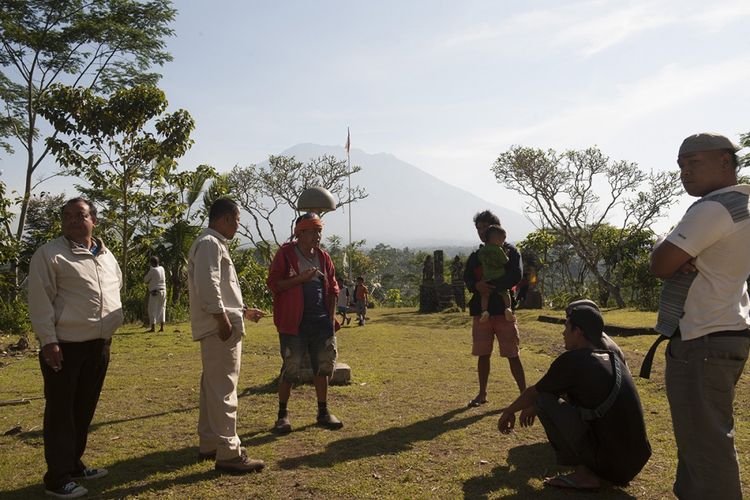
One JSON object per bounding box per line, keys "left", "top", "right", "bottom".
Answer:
{"left": 232, "top": 246, "right": 273, "bottom": 311}
{"left": 37, "top": 83, "right": 195, "bottom": 293}
{"left": 154, "top": 164, "right": 218, "bottom": 304}
{"left": 493, "top": 146, "right": 681, "bottom": 307}
{"left": 0, "top": 0, "right": 177, "bottom": 283}
{"left": 519, "top": 225, "right": 661, "bottom": 309}
{"left": 0, "top": 296, "right": 30, "bottom": 334}
{"left": 228, "top": 155, "right": 367, "bottom": 254}
{"left": 740, "top": 131, "right": 750, "bottom": 170}
{"left": 366, "top": 243, "right": 427, "bottom": 307}
{"left": 17, "top": 192, "right": 64, "bottom": 274}
{"left": 384, "top": 288, "right": 403, "bottom": 307}
{"left": 0, "top": 179, "right": 19, "bottom": 297}
{"left": 323, "top": 235, "right": 377, "bottom": 285}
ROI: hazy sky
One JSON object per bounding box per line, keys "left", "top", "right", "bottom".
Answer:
{"left": 3, "top": 0, "right": 750, "bottom": 236}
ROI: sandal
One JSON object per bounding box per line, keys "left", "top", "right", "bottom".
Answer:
{"left": 544, "top": 474, "right": 600, "bottom": 491}
{"left": 467, "top": 397, "right": 488, "bottom": 408}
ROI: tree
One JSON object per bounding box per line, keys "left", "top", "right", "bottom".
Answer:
{"left": 18, "top": 191, "right": 64, "bottom": 274}
{"left": 37, "top": 83, "right": 194, "bottom": 292}
{"left": 0, "top": 0, "right": 176, "bottom": 285}
{"left": 493, "top": 146, "right": 681, "bottom": 307}
{"left": 228, "top": 155, "right": 367, "bottom": 256}
{"left": 155, "top": 164, "right": 217, "bottom": 304}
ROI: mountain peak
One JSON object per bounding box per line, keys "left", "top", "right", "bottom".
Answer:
{"left": 271, "top": 144, "right": 533, "bottom": 247}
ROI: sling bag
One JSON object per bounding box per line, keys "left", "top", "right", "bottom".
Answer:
{"left": 578, "top": 350, "right": 622, "bottom": 421}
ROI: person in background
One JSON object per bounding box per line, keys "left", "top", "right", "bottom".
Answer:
{"left": 336, "top": 279, "right": 352, "bottom": 326}
{"left": 144, "top": 256, "right": 166, "bottom": 332}
{"left": 353, "top": 276, "right": 369, "bottom": 326}
{"left": 463, "top": 210, "right": 526, "bottom": 407}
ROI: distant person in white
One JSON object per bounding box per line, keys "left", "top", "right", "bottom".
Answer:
{"left": 144, "top": 256, "right": 167, "bottom": 332}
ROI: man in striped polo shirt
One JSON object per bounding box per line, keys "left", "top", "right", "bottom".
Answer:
{"left": 650, "top": 132, "right": 750, "bottom": 500}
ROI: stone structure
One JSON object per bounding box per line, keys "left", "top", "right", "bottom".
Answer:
{"left": 419, "top": 250, "right": 460, "bottom": 313}
{"left": 450, "top": 256, "right": 466, "bottom": 311}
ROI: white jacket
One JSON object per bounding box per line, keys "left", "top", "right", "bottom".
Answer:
{"left": 187, "top": 228, "right": 245, "bottom": 341}
{"left": 27, "top": 236, "right": 124, "bottom": 346}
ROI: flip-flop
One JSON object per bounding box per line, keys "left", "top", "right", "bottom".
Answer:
{"left": 544, "top": 474, "right": 600, "bottom": 491}
{"left": 467, "top": 398, "right": 488, "bottom": 408}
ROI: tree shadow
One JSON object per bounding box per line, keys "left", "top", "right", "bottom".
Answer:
{"left": 462, "top": 442, "right": 638, "bottom": 499}
{"left": 278, "top": 405, "right": 497, "bottom": 469}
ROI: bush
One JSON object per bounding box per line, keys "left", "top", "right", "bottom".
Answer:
{"left": 0, "top": 298, "right": 31, "bottom": 335}
{"left": 384, "top": 288, "right": 403, "bottom": 307}
{"left": 122, "top": 285, "right": 149, "bottom": 325}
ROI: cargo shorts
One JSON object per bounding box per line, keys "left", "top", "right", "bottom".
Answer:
{"left": 279, "top": 316, "right": 337, "bottom": 383}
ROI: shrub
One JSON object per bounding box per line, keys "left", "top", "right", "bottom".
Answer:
{"left": 0, "top": 298, "right": 31, "bottom": 335}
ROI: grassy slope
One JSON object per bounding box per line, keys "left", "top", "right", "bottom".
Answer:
{"left": 0, "top": 307, "right": 748, "bottom": 499}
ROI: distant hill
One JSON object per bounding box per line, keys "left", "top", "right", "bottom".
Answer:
{"left": 255, "top": 144, "right": 534, "bottom": 249}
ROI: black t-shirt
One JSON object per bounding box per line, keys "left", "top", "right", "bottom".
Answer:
{"left": 535, "top": 348, "right": 651, "bottom": 484}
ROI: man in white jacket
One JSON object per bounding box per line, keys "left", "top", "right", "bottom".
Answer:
{"left": 188, "top": 197, "right": 264, "bottom": 474}
{"left": 28, "top": 197, "right": 123, "bottom": 499}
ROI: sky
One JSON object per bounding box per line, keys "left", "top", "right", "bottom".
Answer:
{"left": 3, "top": 0, "right": 750, "bottom": 237}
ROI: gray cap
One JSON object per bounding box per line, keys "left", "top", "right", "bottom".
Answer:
{"left": 679, "top": 133, "right": 740, "bottom": 156}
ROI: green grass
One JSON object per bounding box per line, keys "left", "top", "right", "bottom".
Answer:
{"left": 0, "top": 307, "right": 748, "bottom": 498}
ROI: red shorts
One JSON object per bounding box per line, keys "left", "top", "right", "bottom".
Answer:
{"left": 471, "top": 315, "right": 520, "bottom": 358}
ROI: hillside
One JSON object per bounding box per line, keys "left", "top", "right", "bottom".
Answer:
{"left": 266, "top": 144, "right": 534, "bottom": 248}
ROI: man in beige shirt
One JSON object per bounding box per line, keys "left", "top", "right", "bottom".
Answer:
{"left": 188, "top": 197, "right": 264, "bottom": 474}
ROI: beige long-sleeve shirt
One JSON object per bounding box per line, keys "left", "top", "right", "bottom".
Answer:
{"left": 187, "top": 228, "right": 245, "bottom": 341}
{"left": 27, "top": 236, "right": 124, "bottom": 346}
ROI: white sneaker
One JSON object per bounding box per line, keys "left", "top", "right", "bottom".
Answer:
{"left": 45, "top": 481, "right": 88, "bottom": 498}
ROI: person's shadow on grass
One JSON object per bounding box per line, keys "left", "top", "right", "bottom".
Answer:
{"left": 1, "top": 445, "right": 230, "bottom": 499}
{"left": 462, "top": 442, "right": 638, "bottom": 499}
{"left": 277, "top": 405, "right": 499, "bottom": 469}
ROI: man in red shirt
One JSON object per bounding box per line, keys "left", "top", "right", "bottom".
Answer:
{"left": 267, "top": 212, "right": 343, "bottom": 434}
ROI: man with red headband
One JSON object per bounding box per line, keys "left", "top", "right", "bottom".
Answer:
{"left": 267, "top": 212, "right": 343, "bottom": 433}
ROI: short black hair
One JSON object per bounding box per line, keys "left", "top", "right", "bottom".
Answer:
{"left": 485, "top": 225, "right": 506, "bottom": 240}
{"left": 356, "top": 276, "right": 364, "bottom": 282}
{"left": 295, "top": 212, "right": 321, "bottom": 225}
{"left": 150, "top": 256, "right": 159, "bottom": 267}
{"left": 61, "top": 197, "right": 97, "bottom": 219}
{"left": 473, "top": 210, "right": 500, "bottom": 226}
{"left": 209, "top": 198, "right": 239, "bottom": 221}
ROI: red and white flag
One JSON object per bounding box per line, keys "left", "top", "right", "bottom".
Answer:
{"left": 345, "top": 127, "right": 350, "bottom": 155}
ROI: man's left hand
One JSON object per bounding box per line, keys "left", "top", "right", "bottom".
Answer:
{"left": 497, "top": 410, "right": 516, "bottom": 434}
{"left": 519, "top": 407, "right": 536, "bottom": 427}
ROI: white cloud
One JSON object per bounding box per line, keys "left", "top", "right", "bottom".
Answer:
{"left": 434, "top": 0, "right": 750, "bottom": 57}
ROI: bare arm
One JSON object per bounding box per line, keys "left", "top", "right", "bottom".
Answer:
{"left": 650, "top": 240, "right": 695, "bottom": 279}
{"left": 498, "top": 385, "right": 539, "bottom": 434}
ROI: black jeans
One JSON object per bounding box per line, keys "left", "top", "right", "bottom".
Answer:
{"left": 39, "top": 339, "right": 109, "bottom": 489}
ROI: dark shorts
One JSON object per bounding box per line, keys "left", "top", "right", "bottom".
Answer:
{"left": 279, "top": 317, "right": 337, "bottom": 382}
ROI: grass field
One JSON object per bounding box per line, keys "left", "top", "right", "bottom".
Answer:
{"left": 1, "top": 307, "right": 749, "bottom": 499}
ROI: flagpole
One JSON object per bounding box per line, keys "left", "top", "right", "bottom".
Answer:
{"left": 346, "top": 126, "right": 352, "bottom": 282}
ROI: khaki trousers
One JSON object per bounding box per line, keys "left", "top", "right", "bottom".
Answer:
{"left": 198, "top": 329, "right": 242, "bottom": 460}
